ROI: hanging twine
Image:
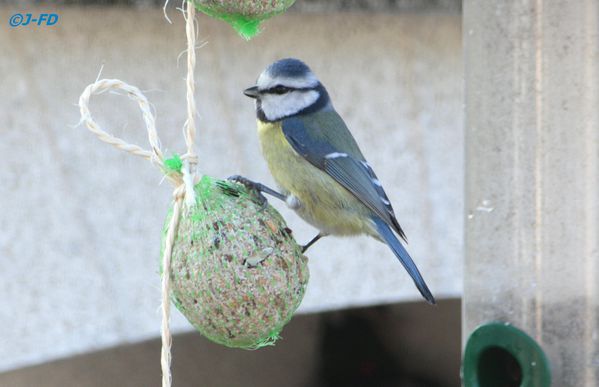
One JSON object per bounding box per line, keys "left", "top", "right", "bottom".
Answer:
{"left": 78, "top": 3, "right": 199, "bottom": 386}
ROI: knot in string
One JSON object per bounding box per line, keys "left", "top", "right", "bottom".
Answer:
{"left": 173, "top": 184, "right": 188, "bottom": 202}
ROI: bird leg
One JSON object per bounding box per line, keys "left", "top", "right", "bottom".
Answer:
{"left": 302, "top": 233, "right": 326, "bottom": 253}
{"left": 228, "top": 176, "right": 326, "bottom": 252}
{"left": 227, "top": 175, "right": 286, "bottom": 208}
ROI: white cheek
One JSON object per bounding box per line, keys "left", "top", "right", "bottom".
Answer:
{"left": 261, "top": 90, "right": 319, "bottom": 121}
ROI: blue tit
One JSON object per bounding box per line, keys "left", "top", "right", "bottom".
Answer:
{"left": 237, "top": 58, "right": 435, "bottom": 304}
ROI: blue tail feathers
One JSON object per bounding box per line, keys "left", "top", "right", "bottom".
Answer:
{"left": 372, "top": 216, "right": 436, "bottom": 305}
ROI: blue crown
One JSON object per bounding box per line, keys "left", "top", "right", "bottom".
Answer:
{"left": 267, "top": 58, "right": 312, "bottom": 79}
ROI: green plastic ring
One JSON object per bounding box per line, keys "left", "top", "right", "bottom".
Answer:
{"left": 463, "top": 322, "right": 551, "bottom": 387}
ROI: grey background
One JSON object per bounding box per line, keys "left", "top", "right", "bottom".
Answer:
{"left": 0, "top": 5, "right": 462, "bottom": 371}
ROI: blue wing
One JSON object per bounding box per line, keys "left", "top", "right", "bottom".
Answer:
{"left": 281, "top": 112, "right": 407, "bottom": 241}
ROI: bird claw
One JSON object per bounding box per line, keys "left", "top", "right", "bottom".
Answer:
{"left": 227, "top": 175, "right": 253, "bottom": 186}
{"left": 227, "top": 175, "right": 269, "bottom": 210}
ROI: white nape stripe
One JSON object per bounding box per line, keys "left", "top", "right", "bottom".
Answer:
{"left": 257, "top": 72, "right": 318, "bottom": 91}
{"left": 381, "top": 198, "right": 391, "bottom": 205}
{"left": 372, "top": 178, "right": 382, "bottom": 187}
{"left": 325, "top": 152, "right": 348, "bottom": 159}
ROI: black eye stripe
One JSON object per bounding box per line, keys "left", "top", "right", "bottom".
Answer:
{"left": 269, "top": 85, "right": 290, "bottom": 94}
{"left": 264, "top": 85, "right": 316, "bottom": 94}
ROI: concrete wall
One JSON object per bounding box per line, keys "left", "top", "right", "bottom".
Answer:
{"left": 463, "top": 1, "right": 599, "bottom": 385}
{"left": 0, "top": 6, "right": 462, "bottom": 371}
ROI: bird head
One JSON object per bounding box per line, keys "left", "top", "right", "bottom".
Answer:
{"left": 244, "top": 58, "right": 331, "bottom": 122}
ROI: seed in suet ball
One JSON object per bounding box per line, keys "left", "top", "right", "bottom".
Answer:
{"left": 161, "top": 175, "right": 309, "bottom": 349}
{"left": 190, "top": 0, "right": 296, "bottom": 39}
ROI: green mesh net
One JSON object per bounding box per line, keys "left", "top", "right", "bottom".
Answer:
{"left": 190, "top": 0, "right": 296, "bottom": 39}
{"left": 161, "top": 175, "right": 309, "bottom": 349}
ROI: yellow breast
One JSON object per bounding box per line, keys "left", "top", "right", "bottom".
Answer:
{"left": 257, "top": 119, "right": 307, "bottom": 192}
{"left": 256, "top": 119, "right": 374, "bottom": 236}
